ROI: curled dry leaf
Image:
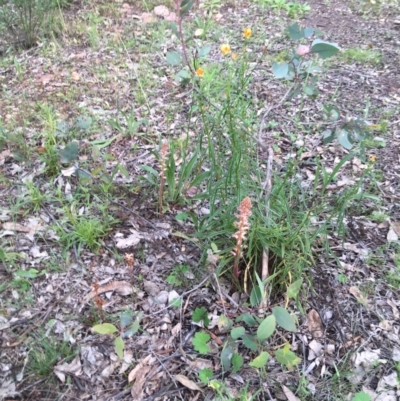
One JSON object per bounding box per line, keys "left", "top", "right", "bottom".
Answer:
{"left": 54, "top": 355, "right": 82, "bottom": 383}
{"left": 86, "top": 281, "right": 133, "bottom": 301}
{"left": 349, "top": 286, "right": 368, "bottom": 305}
{"left": 282, "top": 385, "right": 301, "bottom": 401}
{"left": 175, "top": 374, "right": 202, "bottom": 392}
{"left": 307, "top": 309, "right": 324, "bottom": 338}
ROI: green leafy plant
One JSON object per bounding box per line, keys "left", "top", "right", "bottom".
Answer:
{"left": 0, "top": 0, "right": 60, "bottom": 48}
{"left": 92, "top": 310, "right": 141, "bottom": 360}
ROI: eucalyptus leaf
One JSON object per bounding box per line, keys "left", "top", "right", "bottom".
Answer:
{"left": 272, "top": 62, "right": 289, "bottom": 79}
{"left": 311, "top": 39, "right": 340, "bottom": 59}
{"left": 166, "top": 51, "right": 182, "bottom": 66}
{"left": 288, "top": 23, "right": 304, "bottom": 40}
{"left": 93, "top": 323, "right": 118, "bottom": 335}
{"left": 60, "top": 142, "right": 79, "bottom": 163}
{"left": 257, "top": 315, "right": 276, "bottom": 342}
{"left": 272, "top": 306, "right": 297, "bottom": 332}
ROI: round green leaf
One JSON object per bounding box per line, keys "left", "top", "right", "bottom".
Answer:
{"left": 75, "top": 116, "right": 92, "bottom": 130}
{"left": 288, "top": 23, "right": 304, "bottom": 40}
{"left": 272, "top": 306, "right": 297, "bottom": 332}
{"left": 272, "top": 62, "right": 289, "bottom": 79}
{"left": 231, "top": 352, "right": 243, "bottom": 374}
{"left": 249, "top": 351, "right": 269, "bottom": 368}
{"left": 231, "top": 326, "right": 245, "bottom": 340}
{"left": 337, "top": 128, "right": 353, "bottom": 150}
{"left": 166, "top": 51, "right": 182, "bottom": 66}
{"left": 60, "top": 142, "right": 79, "bottom": 163}
{"left": 93, "top": 323, "right": 118, "bottom": 335}
{"left": 257, "top": 315, "right": 276, "bottom": 342}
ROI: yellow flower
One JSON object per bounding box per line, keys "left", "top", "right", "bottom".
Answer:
{"left": 195, "top": 67, "right": 204, "bottom": 77}
{"left": 231, "top": 53, "right": 238, "bottom": 61}
{"left": 243, "top": 28, "right": 252, "bottom": 39}
{"left": 369, "top": 155, "right": 376, "bottom": 162}
{"left": 220, "top": 44, "right": 231, "bottom": 56}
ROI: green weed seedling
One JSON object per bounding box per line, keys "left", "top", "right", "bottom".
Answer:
{"left": 191, "top": 303, "right": 301, "bottom": 392}
{"left": 92, "top": 310, "right": 142, "bottom": 360}
{"left": 107, "top": 108, "right": 149, "bottom": 138}
{"left": 166, "top": 264, "right": 191, "bottom": 287}
{"left": 28, "top": 333, "right": 76, "bottom": 377}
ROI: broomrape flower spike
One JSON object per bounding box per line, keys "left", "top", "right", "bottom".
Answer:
{"left": 243, "top": 28, "right": 252, "bottom": 39}
{"left": 195, "top": 67, "right": 204, "bottom": 77}
{"left": 232, "top": 197, "right": 252, "bottom": 279}
{"left": 220, "top": 44, "right": 231, "bottom": 56}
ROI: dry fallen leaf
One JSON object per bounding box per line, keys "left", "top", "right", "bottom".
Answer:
{"left": 349, "top": 286, "right": 368, "bottom": 304}
{"left": 282, "top": 385, "right": 301, "bottom": 401}
{"left": 71, "top": 71, "right": 80, "bottom": 81}
{"left": 141, "top": 12, "right": 156, "bottom": 23}
{"left": 307, "top": 309, "right": 324, "bottom": 338}
{"left": 86, "top": 281, "right": 133, "bottom": 301}
{"left": 54, "top": 355, "right": 82, "bottom": 383}
{"left": 387, "top": 227, "right": 398, "bottom": 242}
{"left": 175, "top": 374, "right": 202, "bottom": 392}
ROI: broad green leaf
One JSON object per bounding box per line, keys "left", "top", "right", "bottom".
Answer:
{"left": 114, "top": 336, "right": 124, "bottom": 360}
{"left": 120, "top": 311, "right": 133, "bottom": 328}
{"left": 275, "top": 343, "right": 301, "bottom": 370}
{"left": 169, "top": 22, "right": 178, "bottom": 35}
{"left": 75, "top": 116, "right": 92, "bottom": 130}
{"left": 287, "top": 279, "right": 303, "bottom": 299}
{"left": 236, "top": 313, "right": 257, "bottom": 327}
{"left": 303, "top": 85, "right": 319, "bottom": 98}
{"left": 249, "top": 351, "right": 269, "bottom": 368}
{"left": 337, "top": 128, "right": 353, "bottom": 149}
{"left": 304, "top": 27, "right": 314, "bottom": 38}
{"left": 166, "top": 51, "right": 182, "bottom": 66}
{"left": 231, "top": 352, "right": 243, "bottom": 374}
{"left": 180, "top": 0, "right": 193, "bottom": 15}
{"left": 192, "top": 331, "right": 210, "bottom": 354}
{"left": 231, "top": 326, "right": 245, "bottom": 340}
{"left": 322, "top": 129, "right": 335, "bottom": 145}
{"left": 323, "top": 105, "right": 341, "bottom": 121}
{"left": 198, "top": 45, "right": 211, "bottom": 58}
{"left": 221, "top": 346, "right": 233, "bottom": 370}
{"left": 288, "top": 23, "right": 304, "bottom": 40}
{"left": 272, "top": 62, "right": 289, "bottom": 79}
{"left": 242, "top": 334, "right": 258, "bottom": 351}
{"left": 272, "top": 306, "right": 297, "bottom": 332}
{"left": 15, "top": 269, "right": 38, "bottom": 279}
{"left": 192, "top": 307, "right": 210, "bottom": 328}
{"left": 93, "top": 323, "right": 118, "bottom": 335}
{"left": 169, "top": 297, "right": 182, "bottom": 308}
{"left": 175, "top": 68, "right": 191, "bottom": 83}
{"left": 257, "top": 315, "right": 276, "bottom": 342}
{"left": 56, "top": 120, "right": 69, "bottom": 137}
{"left": 198, "top": 368, "right": 213, "bottom": 384}
{"left": 311, "top": 39, "right": 340, "bottom": 59}
{"left": 60, "top": 142, "right": 79, "bottom": 163}
{"left": 351, "top": 391, "right": 371, "bottom": 401}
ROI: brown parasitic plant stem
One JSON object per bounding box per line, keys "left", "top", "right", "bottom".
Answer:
{"left": 175, "top": 0, "right": 194, "bottom": 74}
{"left": 232, "top": 197, "right": 252, "bottom": 279}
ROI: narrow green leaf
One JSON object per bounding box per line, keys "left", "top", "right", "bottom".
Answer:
{"left": 249, "top": 351, "right": 269, "bottom": 368}
{"left": 322, "top": 129, "right": 335, "bottom": 145}
{"left": 257, "top": 315, "right": 276, "bottom": 342}
{"left": 221, "top": 346, "right": 233, "bottom": 370}
{"left": 122, "top": 320, "right": 140, "bottom": 337}
{"left": 198, "top": 45, "right": 211, "bottom": 58}
{"left": 93, "top": 323, "right": 118, "bottom": 335}
{"left": 120, "top": 311, "right": 133, "bottom": 328}
{"left": 272, "top": 306, "right": 297, "bottom": 332}
{"left": 242, "top": 334, "right": 258, "bottom": 351}
{"left": 351, "top": 391, "right": 371, "bottom": 401}
{"left": 114, "top": 336, "right": 124, "bottom": 360}
{"left": 236, "top": 313, "right": 257, "bottom": 327}
{"left": 180, "top": 0, "right": 193, "bottom": 15}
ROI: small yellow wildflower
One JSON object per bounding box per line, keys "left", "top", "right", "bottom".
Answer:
{"left": 195, "top": 67, "right": 204, "bottom": 77}
{"left": 369, "top": 155, "right": 376, "bottom": 162}
{"left": 232, "top": 53, "right": 238, "bottom": 61}
{"left": 243, "top": 28, "right": 252, "bottom": 39}
{"left": 220, "top": 44, "right": 231, "bottom": 56}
